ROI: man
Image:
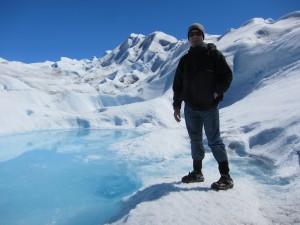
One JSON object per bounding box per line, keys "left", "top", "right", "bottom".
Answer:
{"left": 172, "top": 23, "right": 233, "bottom": 190}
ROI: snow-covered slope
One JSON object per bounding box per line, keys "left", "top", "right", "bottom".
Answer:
{"left": 0, "top": 30, "right": 219, "bottom": 133}
{"left": 0, "top": 11, "right": 300, "bottom": 225}
{"left": 218, "top": 11, "right": 300, "bottom": 107}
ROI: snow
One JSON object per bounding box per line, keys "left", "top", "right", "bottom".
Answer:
{"left": 1, "top": 11, "right": 300, "bottom": 225}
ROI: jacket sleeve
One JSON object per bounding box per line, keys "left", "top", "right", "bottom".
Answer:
{"left": 172, "top": 57, "right": 184, "bottom": 109}
{"left": 214, "top": 51, "right": 233, "bottom": 95}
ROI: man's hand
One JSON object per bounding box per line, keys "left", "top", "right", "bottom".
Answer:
{"left": 173, "top": 109, "right": 181, "bottom": 122}
{"left": 214, "top": 92, "right": 219, "bottom": 99}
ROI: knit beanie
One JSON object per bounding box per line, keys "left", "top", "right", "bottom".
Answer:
{"left": 188, "top": 23, "right": 205, "bottom": 40}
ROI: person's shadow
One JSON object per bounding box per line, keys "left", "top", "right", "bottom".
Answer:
{"left": 108, "top": 181, "right": 211, "bottom": 223}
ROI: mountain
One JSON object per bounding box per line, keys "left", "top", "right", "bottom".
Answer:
{"left": 1, "top": 12, "right": 299, "bottom": 133}
{"left": 0, "top": 11, "right": 300, "bottom": 224}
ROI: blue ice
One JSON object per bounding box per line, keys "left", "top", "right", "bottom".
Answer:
{"left": 0, "top": 129, "right": 144, "bottom": 225}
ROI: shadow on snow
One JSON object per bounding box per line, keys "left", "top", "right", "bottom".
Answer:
{"left": 109, "top": 181, "right": 210, "bottom": 223}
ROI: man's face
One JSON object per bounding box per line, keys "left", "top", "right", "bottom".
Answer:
{"left": 188, "top": 30, "right": 204, "bottom": 46}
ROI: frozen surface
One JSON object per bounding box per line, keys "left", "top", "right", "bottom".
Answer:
{"left": 1, "top": 129, "right": 298, "bottom": 225}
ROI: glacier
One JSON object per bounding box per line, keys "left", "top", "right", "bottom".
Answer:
{"left": 0, "top": 11, "right": 300, "bottom": 225}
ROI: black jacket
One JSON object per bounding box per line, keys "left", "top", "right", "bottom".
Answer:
{"left": 172, "top": 43, "right": 232, "bottom": 111}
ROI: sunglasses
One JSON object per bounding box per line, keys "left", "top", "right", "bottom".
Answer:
{"left": 188, "top": 30, "right": 202, "bottom": 37}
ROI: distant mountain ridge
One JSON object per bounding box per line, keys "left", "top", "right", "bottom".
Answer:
{"left": 3, "top": 12, "right": 300, "bottom": 106}
{"left": 0, "top": 11, "right": 299, "bottom": 134}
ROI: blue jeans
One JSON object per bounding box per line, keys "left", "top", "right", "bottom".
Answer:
{"left": 184, "top": 105, "right": 228, "bottom": 163}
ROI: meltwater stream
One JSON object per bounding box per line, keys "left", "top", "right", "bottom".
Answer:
{"left": 0, "top": 129, "right": 144, "bottom": 225}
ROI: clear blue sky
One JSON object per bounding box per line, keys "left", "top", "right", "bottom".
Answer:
{"left": 1, "top": 0, "right": 299, "bottom": 63}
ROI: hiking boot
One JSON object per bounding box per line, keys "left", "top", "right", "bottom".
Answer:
{"left": 211, "top": 175, "right": 234, "bottom": 190}
{"left": 182, "top": 170, "right": 204, "bottom": 183}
